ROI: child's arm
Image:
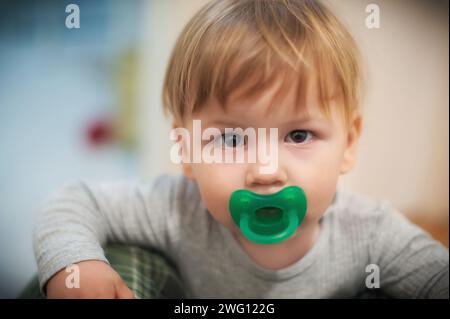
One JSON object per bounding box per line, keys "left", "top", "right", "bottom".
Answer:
{"left": 33, "top": 174, "right": 187, "bottom": 298}
{"left": 370, "top": 202, "right": 449, "bottom": 298}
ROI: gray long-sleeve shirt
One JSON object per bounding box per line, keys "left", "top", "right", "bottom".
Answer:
{"left": 33, "top": 174, "right": 449, "bottom": 298}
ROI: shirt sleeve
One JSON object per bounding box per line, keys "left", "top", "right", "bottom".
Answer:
{"left": 369, "top": 201, "right": 449, "bottom": 298}
{"left": 32, "top": 174, "right": 191, "bottom": 292}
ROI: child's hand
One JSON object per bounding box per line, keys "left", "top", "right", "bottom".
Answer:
{"left": 46, "top": 260, "right": 135, "bottom": 299}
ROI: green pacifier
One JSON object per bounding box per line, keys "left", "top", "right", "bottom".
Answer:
{"left": 229, "top": 186, "right": 307, "bottom": 245}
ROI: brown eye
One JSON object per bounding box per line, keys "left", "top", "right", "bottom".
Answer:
{"left": 285, "top": 130, "right": 313, "bottom": 144}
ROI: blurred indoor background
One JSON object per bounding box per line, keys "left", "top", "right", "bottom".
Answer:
{"left": 0, "top": 0, "right": 448, "bottom": 298}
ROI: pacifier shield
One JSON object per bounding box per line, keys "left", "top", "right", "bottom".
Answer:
{"left": 229, "top": 186, "right": 307, "bottom": 245}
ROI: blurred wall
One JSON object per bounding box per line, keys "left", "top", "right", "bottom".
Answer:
{"left": 329, "top": 0, "right": 449, "bottom": 222}
{"left": 0, "top": 0, "right": 143, "bottom": 298}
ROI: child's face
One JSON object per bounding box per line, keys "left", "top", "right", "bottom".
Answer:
{"left": 179, "top": 79, "right": 361, "bottom": 237}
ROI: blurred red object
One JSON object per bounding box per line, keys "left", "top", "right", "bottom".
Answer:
{"left": 86, "top": 117, "right": 116, "bottom": 147}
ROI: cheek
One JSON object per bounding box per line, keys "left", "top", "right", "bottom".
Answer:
{"left": 191, "top": 163, "right": 246, "bottom": 228}
{"left": 303, "top": 177, "right": 339, "bottom": 223}
{"left": 284, "top": 144, "right": 343, "bottom": 221}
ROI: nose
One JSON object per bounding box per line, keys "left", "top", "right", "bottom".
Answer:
{"left": 245, "top": 163, "right": 287, "bottom": 193}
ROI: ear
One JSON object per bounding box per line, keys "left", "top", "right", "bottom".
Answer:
{"left": 172, "top": 122, "right": 195, "bottom": 181}
{"left": 339, "top": 113, "right": 362, "bottom": 174}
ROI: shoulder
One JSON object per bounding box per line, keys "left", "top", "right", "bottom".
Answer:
{"left": 146, "top": 173, "right": 204, "bottom": 217}
{"left": 137, "top": 173, "right": 200, "bottom": 202}
{"left": 330, "top": 187, "right": 416, "bottom": 227}
{"left": 148, "top": 174, "right": 211, "bottom": 243}
{"left": 328, "top": 187, "right": 385, "bottom": 229}
{"left": 325, "top": 187, "right": 424, "bottom": 248}
{"left": 332, "top": 187, "right": 448, "bottom": 257}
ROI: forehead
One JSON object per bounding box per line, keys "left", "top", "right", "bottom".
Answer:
{"left": 196, "top": 74, "right": 334, "bottom": 125}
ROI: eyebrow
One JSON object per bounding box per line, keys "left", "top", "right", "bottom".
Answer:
{"left": 205, "top": 120, "right": 245, "bottom": 127}
{"left": 282, "top": 116, "right": 322, "bottom": 126}
{"left": 205, "top": 116, "right": 319, "bottom": 128}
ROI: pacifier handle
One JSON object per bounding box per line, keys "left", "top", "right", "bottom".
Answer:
{"left": 239, "top": 209, "right": 299, "bottom": 245}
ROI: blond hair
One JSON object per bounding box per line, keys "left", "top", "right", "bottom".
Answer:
{"left": 163, "top": 0, "right": 363, "bottom": 128}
